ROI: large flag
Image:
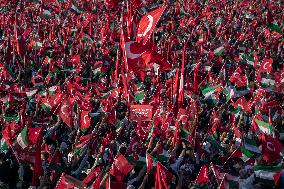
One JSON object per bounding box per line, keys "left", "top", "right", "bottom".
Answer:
{"left": 109, "top": 153, "right": 134, "bottom": 182}
{"left": 262, "top": 134, "right": 282, "bottom": 163}
{"left": 155, "top": 162, "right": 173, "bottom": 189}
{"left": 254, "top": 165, "right": 282, "bottom": 185}
{"left": 137, "top": 5, "right": 166, "bottom": 44}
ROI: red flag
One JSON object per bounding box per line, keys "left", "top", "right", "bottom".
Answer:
{"left": 109, "top": 153, "right": 134, "bottom": 182}
{"left": 137, "top": 5, "right": 166, "bottom": 44}
{"left": 262, "top": 134, "right": 282, "bottom": 163}
{"left": 28, "top": 127, "right": 43, "bottom": 145}
{"left": 193, "top": 62, "right": 201, "bottom": 94}
{"left": 195, "top": 165, "right": 210, "bottom": 184}
{"left": 105, "top": 177, "right": 127, "bottom": 189}
{"left": 55, "top": 174, "right": 86, "bottom": 189}
{"left": 70, "top": 54, "right": 80, "bottom": 65}
{"left": 146, "top": 153, "right": 153, "bottom": 173}
{"left": 233, "top": 97, "right": 251, "bottom": 112}
{"left": 83, "top": 166, "right": 100, "bottom": 184}
{"left": 80, "top": 110, "right": 91, "bottom": 129}
{"left": 105, "top": 0, "right": 119, "bottom": 8}
{"left": 230, "top": 67, "right": 248, "bottom": 87}
{"left": 59, "top": 99, "right": 73, "bottom": 128}
{"left": 259, "top": 58, "right": 273, "bottom": 73}
{"left": 32, "top": 128, "right": 43, "bottom": 186}
{"left": 155, "top": 162, "right": 173, "bottom": 189}
{"left": 91, "top": 176, "right": 101, "bottom": 189}
{"left": 178, "top": 43, "right": 186, "bottom": 108}
{"left": 210, "top": 164, "right": 222, "bottom": 180}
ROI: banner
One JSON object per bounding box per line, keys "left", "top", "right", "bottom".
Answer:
{"left": 130, "top": 105, "right": 153, "bottom": 121}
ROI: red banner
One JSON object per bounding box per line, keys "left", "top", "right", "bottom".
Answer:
{"left": 130, "top": 105, "right": 153, "bottom": 121}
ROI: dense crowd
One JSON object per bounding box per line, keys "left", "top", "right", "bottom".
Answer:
{"left": 0, "top": 0, "right": 283, "bottom": 188}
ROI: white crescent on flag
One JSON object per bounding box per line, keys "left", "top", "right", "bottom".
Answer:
{"left": 260, "top": 58, "right": 273, "bottom": 73}
{"left": 263, "top": 61, "right": 271, "bottom": 70}
{"left": 137, "top": 5, "right": 166, "bottom": 44}
{"left": 83, "top": 114, "right": 89, "bottom": 125}
{"left": 60, "top": 104, "right": 68, "bottom": 116}
{"left": 137, "top": 15, "right": 154, "bottom": 37}
{"left": 266, "top": 141, "right": 275, "bottom": 152}
{"left": 125, "top": 41, "right": 142, "bottom": 59}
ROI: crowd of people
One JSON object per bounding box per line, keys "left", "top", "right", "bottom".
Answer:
{"left": 0, "top": 0, "right": 283, "bottom": 188}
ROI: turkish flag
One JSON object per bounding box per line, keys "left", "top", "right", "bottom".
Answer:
{"left": 137, "top": 5, "right": 166, "bottom": 44}
{"left": 155, "top": 162, "right": 173, "bottom": 189}
{"left": 259, "top": 58, "right": 273, "bottom": 73}
{"left": 230, "top": 67, "right": 248, "bottom": 87}
{"left": 59, "top": 99, "right": 73, "bottom": 128}
{"left": 195, "top": 165, "right": 210, "bottom": 184}
{"left": 47, "top": 92, "right": 65, "bottom": 113}
{"left": 109, "top": 153, "right": 134, "bottom": 182}
{"left": 79, "top": 110, "right": 91, "bottom": 129}
{"left": 262, "top": 134, "right": 282, "bottom": 163}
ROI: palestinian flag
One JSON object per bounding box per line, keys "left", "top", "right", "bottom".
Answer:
{"left": 232, "top": 106, "right": 241, "bottom": 118}
{"left": 201, "top": 85, "right": 221, "bottom": 104}
{"left": 254, "top": 166, "right": 282, "bottom": 186}
{"left": 216, "top": 17, "right": 222, "bottom": 26}
{"left": 126, "top": 155, "right": 146, "bottom": 169}
{"left": 259, "top": 77, "right": 275, "bottom": 90}
{"left": 231, "top": 147, "right": 254, "bottom": 162}
{"left": 198, "top": 33, "right": 204, "bottom": 43}
{"left": 267, "top": 21, "right": 281, "bottom": 33}
{"left": 41, "top": 99, "right": 52, "bottom": 112}
{"left": 157, "top": 148, "right": 170, "bottom": 162}
{"left": 219, "top": 173, "right": 239, "bottom": 189}
{"left": 0, "top": 138, "right": 9, "bottom": 153}
{"left": 134, "top": 91, "right": 145, "bottom": 103}
{"left": 244, "top": 137, "right": 260, "bottom": 153}
{"left": 235, "top": 85, "right": 250, "bottom": 98}
{"left": 70, "top": 2, "right": 82, "bottom": 14}
{"left": 147, "top": 122, "right": 154, "bottom": 140}
{"left": 115, "top": 121, "right": 123, "bottom": 134}
{"left": 16, "top": 126, "right": 29, "bottom": 149}
{"left": 4, "top": 116, "right": 19, "bottom": 123}
{"left": 245, "top": 54, "right": 254, "bottom": 66}
{"left": 26, "top": 89, "right": 38, "bottom": 101}
{"left": 214, "top": 46, "right": 224, "bottom": 56}
{"left": 42, "top": 10, "right": 52, "bottom": 19}
{"left": 48, "top": 86, "right": 58, "bottom": 95}
{"left": 255, "top": 119, "right": 273, "bottom": 135}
